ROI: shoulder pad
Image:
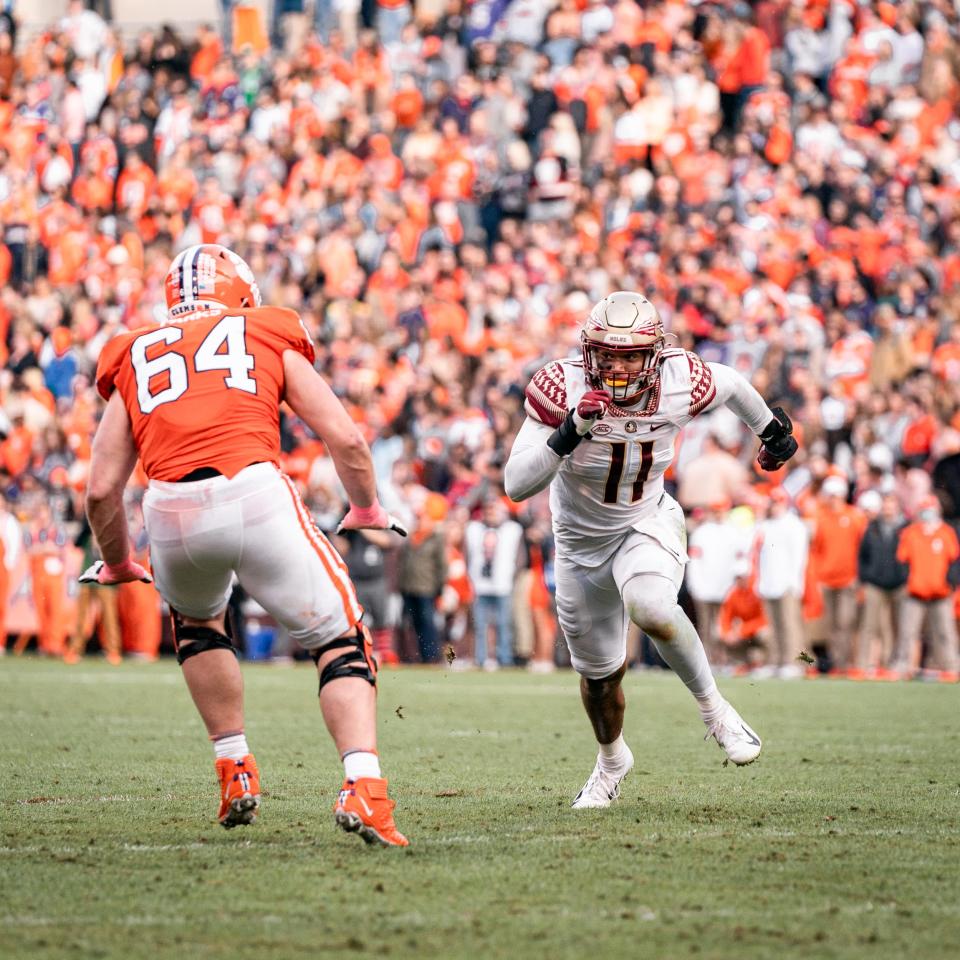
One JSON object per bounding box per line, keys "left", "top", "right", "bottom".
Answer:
{"left": 524, "top": 361, "right": 568, "bottom": 428}
{"left": 686, "top": 352, "right": 716, "bottom": 416}
{"left": 94, "top": 331, "right": 136, "bottom": 402}
{"left": 249, "top": 306, "right": 316, "bottom": 364}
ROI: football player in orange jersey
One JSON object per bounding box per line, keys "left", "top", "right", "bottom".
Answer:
{"left": 82, "top": 243, "right": 409, "bottom": 845}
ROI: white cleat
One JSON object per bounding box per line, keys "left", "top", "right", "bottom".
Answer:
{"left": 704, "top": 702, "right": 762, "bottom": 765}
{"left": 571, "top": 746, "right": 634, "bottom": 809}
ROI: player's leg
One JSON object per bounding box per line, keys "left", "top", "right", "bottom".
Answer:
{"left": 237, "top": 468, "right": 406, "bottom": 846}
{"left": 614, "top": 509, "right": 762, "bottom": 766}
{"left": 99, "top": 588, "right": 122, "bottom": 665}
{"left": 172, "top": 606, "right": 260, "bottom": 829}
{"left": 142, "top": 482, "right": 259, "bottom": 829}
{"left": 65, "top": 584, "right": 93, "bottom": 664}
{"left": 554, "top": 552, "right": 634, "bottom": 809}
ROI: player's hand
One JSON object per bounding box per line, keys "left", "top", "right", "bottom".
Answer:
{"left": 79, "top": 558, "right": 153, "bottom": 586}
{"left": 757, "top": 406, "right": 798, "bottom": 471}
{"left": 573, "top": 390, "right": 613, "bottom": 435}
{"left": 337, "top": 502, "right": 408, "bottom": 537}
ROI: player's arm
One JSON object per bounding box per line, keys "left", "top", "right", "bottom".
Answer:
{"left": 505, "top": 390, "right": 611, "bottom": 503}
{"left": 83, "top": 393, "right": 152, "bottom": 585}
{"left": 282, "top": 350, "right": 406, "bottom": 535}
{"left": 506, "top": 359, "right": 611, "bottom": 503}
{"left": 504, "top": 417, "right": 562, "bottom": 502}
{"left": 706, "top": 362, "right": 798, "bottom": 472}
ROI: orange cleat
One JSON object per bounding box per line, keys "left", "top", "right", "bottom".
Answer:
{"left": 333, "top": 777, "right": 408, "bottom": 847}
{"left": 63, "top": 650, "right": 80, "bottom": 665}
{"left": 215, "top": 754, "right": 260, "bottom": 829}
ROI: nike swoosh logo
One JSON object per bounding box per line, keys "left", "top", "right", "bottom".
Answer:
{"left": 649, "top": 423, "right": 669, "bottom": 432}
{"left": 359, "top": 796, "right": 374, "bottom": 817}
{"left": 741, "top": 725, "right": 761, "bottom": 747}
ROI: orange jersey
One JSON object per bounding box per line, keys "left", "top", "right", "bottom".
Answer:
{"left": 897, "top": 522, "right": 960, "bottom": 601}
{"left": 95, "top": 307, "right": 315, "bottom": 481}
{"left": 810, "top": 503, "right": 867, "bottom": 589}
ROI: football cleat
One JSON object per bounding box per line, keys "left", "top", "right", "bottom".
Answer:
{"left": 215, "top": 754, "right": 261, "bottom": 829}
{"left": 704, "top": 702, "right": 762, "bottom": 765}
{"left": 333, "top": 777, "right": 408, "bottom": 847}
{"left": 571, "top": 745, "right": 634, "bottom": 809}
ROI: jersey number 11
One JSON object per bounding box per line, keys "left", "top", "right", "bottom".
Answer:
{"left": 603, "top": 441, "right": 654, "bottom": 505}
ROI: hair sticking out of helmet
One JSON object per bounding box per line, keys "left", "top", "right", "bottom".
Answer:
{"left": 164, "top": 244, "right": 262, "bottom": 323}
{"left": 580, "top": 291, "right": 665, "bottom": 402}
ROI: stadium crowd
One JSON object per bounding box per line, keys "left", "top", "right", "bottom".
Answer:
{"left": 2, "top": 0, "right": 960, "bottom": 680}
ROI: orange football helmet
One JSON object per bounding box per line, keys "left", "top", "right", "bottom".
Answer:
{"left": 164, "top": 244, "right": 261, "bottom": 322}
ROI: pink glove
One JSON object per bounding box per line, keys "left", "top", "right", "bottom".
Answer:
{"left": 336, "top": 502, "right": 408, "bottom": 537}
{"left": 79, "top": 558, "right": 153, "bottom": 586}
{"left": 573, "top": 390, "right": 613, "bottom": 435}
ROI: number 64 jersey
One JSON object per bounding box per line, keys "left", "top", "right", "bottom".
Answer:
{"left": 512, "top": 350, "right": 728, "bottom": 567}
{"left": 95, "top": 307, "right": 315, "bottom": 481}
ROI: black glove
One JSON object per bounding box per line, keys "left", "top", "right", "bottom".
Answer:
{"left": 757, "top": 407, "right": 798, "bottom": 471}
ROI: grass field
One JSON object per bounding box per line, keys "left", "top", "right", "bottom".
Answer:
{"left": 1, "top": 659, "right": 958, "bottom": 960}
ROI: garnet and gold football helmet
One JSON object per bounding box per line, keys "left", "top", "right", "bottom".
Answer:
{"left": 580, "top": 291, "right": 665, "bottom": 401}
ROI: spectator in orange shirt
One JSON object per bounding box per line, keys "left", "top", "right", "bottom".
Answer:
{"left": 894, "top": 496, "right": 960, "bottom": 679}
{"left": 930, "top": 322, "right": 960, "bottom": 383}
{"left": 809, "top": 475, "right": 867, "bottom": 672}
{"left": 718, "top": 563, "right": 768, "bottom": 672}
{"left": 115, "top": 151, "right": 156, "bottom": 221}
{"left": 900, "top": 396, "right": 939, "bottom": 467}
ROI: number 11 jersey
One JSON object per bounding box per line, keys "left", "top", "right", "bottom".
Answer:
{"left": 95, "top": 307, "right": 315, "bottom": 481}
{"left": 520, "top": 349, "right": 716, "bottom": 565}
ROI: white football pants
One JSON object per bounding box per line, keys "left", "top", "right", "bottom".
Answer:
{"left": 142, "top": 462, "right": 361, "bottom": 649}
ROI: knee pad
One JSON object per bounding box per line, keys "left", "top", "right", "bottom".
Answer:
{"left": 311, "top": 623, "right": 378, "bottom": 693}
{"left": 622, "top": 575, "right": 681, "bottom": 640}
{"left": 172, "top": 609, "right": 236, "bottom": 665}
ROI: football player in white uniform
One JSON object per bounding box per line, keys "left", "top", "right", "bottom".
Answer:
{"left": 504, "top": 292, "right": 798, "bottom": 808}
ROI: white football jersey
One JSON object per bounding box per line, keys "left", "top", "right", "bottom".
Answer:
{"left": 521, "top": 349, "right": 717, "bottom": 564}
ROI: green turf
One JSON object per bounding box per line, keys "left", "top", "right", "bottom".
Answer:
{"left": 1, "top": 660, "right": 958, "bottom": 960}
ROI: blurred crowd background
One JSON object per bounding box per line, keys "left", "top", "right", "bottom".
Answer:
{"left": 3, "top": 0, "right": 960, "bottom": 680}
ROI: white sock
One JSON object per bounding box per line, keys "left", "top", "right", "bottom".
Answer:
{"left": 598, "top": 733, "right": 629, "bottom": 770}
{"left": 213, "top": 733, "right": 249, "bottom": 761}
{"left": 647, "top": 609, "right": 724, "bottom": 718}
{"left": 343, "top": 750, "right": 381, "bottom": 781}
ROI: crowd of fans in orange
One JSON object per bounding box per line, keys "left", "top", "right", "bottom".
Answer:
{"left": 2, "top": 0, "right": 960, "bottom": 678}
